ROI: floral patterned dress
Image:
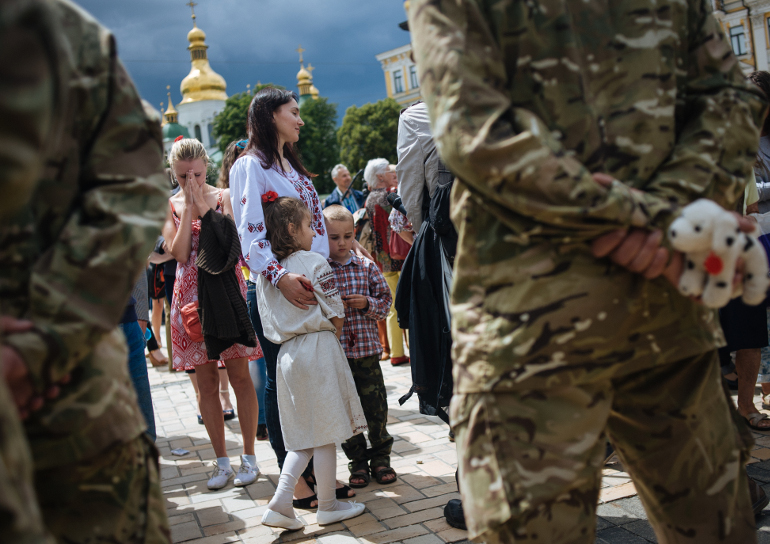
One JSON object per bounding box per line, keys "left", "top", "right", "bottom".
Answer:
{"left": 170, "top": 191, "right": 262, "bottom": 370}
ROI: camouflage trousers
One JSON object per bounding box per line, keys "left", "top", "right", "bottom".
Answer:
{"left": 452, "top": 350, "right": 756, "bottom": 544}
{"left": 34, "top": 434, "right": 171, "bottom": 544}
{"left": 342, "top": 354, "right": 394, "bottom": 472}
{"left": 0, "top": 378, "right": 53, "bottom": 544}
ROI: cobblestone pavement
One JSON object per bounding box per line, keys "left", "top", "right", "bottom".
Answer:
{"left": 148, "top": 343, "right": 770, "bottom": 544}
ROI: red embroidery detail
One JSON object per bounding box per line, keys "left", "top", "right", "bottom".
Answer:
{"left": 256, "top": 222, "right": 264, "bottom": 232}
{"left": 241, "top": 196, "right": 247, "bottom": 205}
{"left": 258, "top": 240, "right": 269, "bottom": 249}
{"left": 248, "top": 222, "right": 257, "bottom": 233}
{"left": 704, "top": 252, "right": 724, "bottom": 275}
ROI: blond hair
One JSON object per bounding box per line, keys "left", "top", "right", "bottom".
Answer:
{"left": 322, "top": 204, "right": 354, "bottom": 225}
{"left": 168, "top": 138, "right": 209, "bottom": 169}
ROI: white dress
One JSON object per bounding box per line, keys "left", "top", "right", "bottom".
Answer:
{"left": 256, "top": 250, "right": 367, "bottom": 451}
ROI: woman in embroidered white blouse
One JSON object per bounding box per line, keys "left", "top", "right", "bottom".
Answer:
{"left": 229, "top": 88, "right": 369, "bottom": 508}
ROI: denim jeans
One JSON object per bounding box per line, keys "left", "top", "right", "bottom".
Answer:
{"left": 246, "top": 280, "right": 286, "bottom": 466}
{"left": 248, "top": 358, "right": 267, "bottom": 426}
{"left": 119, "top": 321, "right": 156, "bottom": 441}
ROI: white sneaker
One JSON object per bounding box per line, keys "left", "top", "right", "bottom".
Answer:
{"left": 207, "top": 463, "right": 234, "bottom": 490}
{"left": 261, "top": 508, "right": 304, "bottom": 531}
{"left": 317, "top": 501, "right": 366, "bottom": 525}
{"left": 234, "top": 455, "right": 260, "bottom": 487}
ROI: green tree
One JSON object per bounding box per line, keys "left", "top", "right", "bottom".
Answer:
{"left": 337, "top": 98, "right": 401, "bottom": 181}
{"left": 297, "top": 97, "right": 339, "bottom": 194}
{"left": 212, "top": 83, "right": 285, "bottom": 154}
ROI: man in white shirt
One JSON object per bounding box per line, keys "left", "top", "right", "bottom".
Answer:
{"left": 395, "top": 102, "right": 438, "bottom": 232}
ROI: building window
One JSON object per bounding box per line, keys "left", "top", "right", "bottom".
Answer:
{"left": 393, "top": 70, "right": 404, "bottom": 94}
{"left": 207, "top": 124, "right": 214, "bottom": 146}
{"left": 409, "top": 65, "right": 419, "bottom": 89}
{"left": 194, "top": 124, "right": 202, "bottom": 142}
{"left": 730, "top": 25, "right": 748, "bottom": 56}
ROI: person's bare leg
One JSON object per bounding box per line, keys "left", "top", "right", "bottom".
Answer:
{"left": 151, "top": 298, "right": 163, "bottom": 348}
{"left": 225, "top": 358, "right": 258, "bottom": 456}
{"left": 218, "top": 367, "right": 234, "bottom": 412}
{"left": 735, "top": 348, "right": 770, "bottom": 429}
{"left": 188, "top": 372, "right": 201, "bottom": 415}
{"left": 196, "top": 362, "right": 228, "bottom": 458}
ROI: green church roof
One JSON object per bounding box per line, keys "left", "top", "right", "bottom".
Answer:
{"left": 162, "top": 122, "right": 190, "bottom": 141}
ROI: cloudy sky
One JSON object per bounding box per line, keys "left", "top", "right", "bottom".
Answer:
{"left": 76, "top": 0, "right": 410, "bottom": 121}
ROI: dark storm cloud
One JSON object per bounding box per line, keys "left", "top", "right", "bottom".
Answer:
{"left": 75, "top": 0, "right": 409, "bottom": 120}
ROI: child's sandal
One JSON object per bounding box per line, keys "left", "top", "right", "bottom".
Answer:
{"left": 349, "top": 469, "right": 370, "bottom": 489}
{"left": 372, "top": 466, "right": 397, "bottom": 485}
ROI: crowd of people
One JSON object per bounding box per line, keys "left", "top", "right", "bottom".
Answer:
{"left": 7, "top": 0, "right": 770, "bottom": 543}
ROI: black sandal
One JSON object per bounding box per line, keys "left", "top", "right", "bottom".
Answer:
{"left": 372, "top": 466, "right": 397, "bottom": 485}
{"left": 349, "top": 469, "right": 370, "bottom": 489}
{"left": 292, "top": 494, "right": 318, "bottom": 509}
{"left": 336, "top": 484, "right": 355, "bottom": 499}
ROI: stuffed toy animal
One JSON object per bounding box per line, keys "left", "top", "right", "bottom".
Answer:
{"left": 668, "top": 199, "right": 769, "bottom": 309}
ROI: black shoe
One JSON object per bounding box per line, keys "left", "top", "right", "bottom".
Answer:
{"left": 749, "top": 475, "right": 769, "bottom": 518}
{"left": 448, "top": 430, "right": 455, "bottom": 442}
{"left": 444, "top": 498, "right": 467, "bottom": 530}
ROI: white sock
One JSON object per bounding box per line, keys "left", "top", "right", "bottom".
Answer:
{"left": 315, "top": 443, "right": 352, "bottom": 512}
{"left": 216, "top": 457, "right": 231, "bottom": 471}
{"left": 243, "top": 454, "right": 257, "bottom": 468}
{"left": 268, "top": 449, "right": 312, "bottom": 518}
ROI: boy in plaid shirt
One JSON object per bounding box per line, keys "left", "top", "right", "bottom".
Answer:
{"left": 323, "top": 205, "right": 397, "bottom": 487}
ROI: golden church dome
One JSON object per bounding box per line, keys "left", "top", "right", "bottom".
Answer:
{"left": 310, "top": 85, "right": 319, "bottom": 99}
{"left": 297, "top": 65, "right": 311, "bottom": 85}
{"left": 180, "top": 21, "right": 227, "bottom": 104}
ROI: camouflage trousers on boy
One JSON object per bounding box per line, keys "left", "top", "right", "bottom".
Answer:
{"left": 34, "top": 434, "right": 170, "bottom": 544}
{"left": 342, "top": 354, "right": 394, "bottom": 472}
{"left": 0, "top": 379, "right": 53, "bottom": 544}
{"left": 453, "top": 351, "right": 756, "bottom": 544}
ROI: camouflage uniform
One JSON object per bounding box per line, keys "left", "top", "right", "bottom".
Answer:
{"left": 0, "top": 2, "right": 59, "bottom": 542}
{"left": 341, "top": 354, "right": 394, "bottom": 473}
{"left": 0, "top": 0, "right": 170, "bottom": 541}
{"left": 409, "top": 0, "right": 766, "bottom": 542}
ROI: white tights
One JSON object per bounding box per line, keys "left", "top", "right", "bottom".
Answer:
{"left": 267, "top": 443, "right": 352, "bottom": 518}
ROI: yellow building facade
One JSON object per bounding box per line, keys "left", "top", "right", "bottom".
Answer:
{"left": 713, "top": 1, "right": 770, "bottom": 74}
{"left": 375, "top": 44, "right": 421, "bottom": 106}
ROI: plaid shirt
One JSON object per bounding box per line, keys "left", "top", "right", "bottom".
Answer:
{"left": 328, "top": 253, "right": 392, "bottom": 359}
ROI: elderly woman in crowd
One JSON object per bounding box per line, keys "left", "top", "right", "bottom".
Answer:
{"left": 364, "top": 158, "right": 409, "bottom": 366}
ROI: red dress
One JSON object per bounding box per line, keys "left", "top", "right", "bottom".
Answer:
{"left": 170, "top": 191, "right": 262, "bottom": 370}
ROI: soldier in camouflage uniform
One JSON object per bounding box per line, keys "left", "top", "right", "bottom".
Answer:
{"left": 0, "top": 0, "right": 170, "bottom": 541}
{"left": 0, "top": 1, "right": 59, "bottom": 542}
{"left": 409, "top": 0, "right": 767, "bottom": 542}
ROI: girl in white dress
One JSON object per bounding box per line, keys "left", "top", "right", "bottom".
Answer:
{"left": 257, "top": 195, "right": 368, "bottom": 530}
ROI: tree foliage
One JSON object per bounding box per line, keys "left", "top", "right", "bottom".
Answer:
{"left": 337, "top": 98, "right": 401, "bottom": 181}
{"left": 297, "top": 97, "right": 339, "bottom": 195}
{"left": 212, "top": 83, "right": 285, "bottom": 154}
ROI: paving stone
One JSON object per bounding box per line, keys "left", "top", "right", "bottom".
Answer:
{"left": 435, "top": 528, "right": 468, "bottom": 543}
{"left": 360, "top": 524, "right": 430, "bottom": 544}
{"left": 596, "top": 503, "right": 638, "bottom": 526}
{"left": 384, "top": 507, "right": 444, "bottom": 529}
{"left": 400, "top": 494, "right": 460, "bottom": 514}
{"left": 348, "top": 520, "right": 389, "bottom": 537}
{"left": 183, "top": 533, "right": 241, "bottom": 544}
{"left": 621, "top": 520, "right": 657, "bottom": 542}
{"left": 599, "top": 482, "right": 637, "bottom": 503}
{"left": 317, "top": 532, "right": 359, "bottom": 544}
{"left": 196, "top": 506, "right": 230, "bottom": 527}
{"left": 595, "top": 526, "right": 652, "bottom": 543}
{"left": 403, "top": 534, "right": 444, "bottom": 544}
{"left": 170, "top": 520, "right": 203, "bottom": 542}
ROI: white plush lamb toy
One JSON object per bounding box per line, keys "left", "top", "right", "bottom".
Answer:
{"left": 668, "top": 199, "right": 770, "bottom": 309}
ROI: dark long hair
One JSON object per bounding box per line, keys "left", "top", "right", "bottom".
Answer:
{"left": 245, "top": 87, "right": 314, "bottom": 179}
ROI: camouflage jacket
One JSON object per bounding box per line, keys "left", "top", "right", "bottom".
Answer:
{"left": 409, "top": 0, "right": 767, "bottom": 393}
{"left": 0, "top": 0, "right": 167, "bottom": 468}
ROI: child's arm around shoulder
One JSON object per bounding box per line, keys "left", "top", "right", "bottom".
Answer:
{"left": 363, "top": 257, "right": 392, "bottom": 321}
